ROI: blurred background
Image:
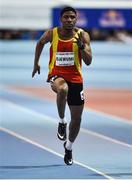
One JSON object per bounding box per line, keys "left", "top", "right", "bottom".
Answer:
{"left": 0, "top": 0, "right": 132, "bottom": 42}
{"left": 0, "top": 0, "right": 132, "bottom": 120}
{"left": 0, "top": 1, "right": 132, "bottom": 178}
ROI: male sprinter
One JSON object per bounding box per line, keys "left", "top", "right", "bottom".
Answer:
{"left": 32, "top": 6, "right": 92, "bottom": 165}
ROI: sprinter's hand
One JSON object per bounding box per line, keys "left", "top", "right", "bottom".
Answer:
{"left": 74, "top": 32, "right": 85, "bottom": 50}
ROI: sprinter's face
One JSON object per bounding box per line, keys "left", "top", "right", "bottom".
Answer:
{"left": 60, "top": 11, "right": 77, "bottom": 30}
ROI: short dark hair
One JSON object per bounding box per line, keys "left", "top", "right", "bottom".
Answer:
{"left": 60, "top": 6, "right": 77, "bottom": 17}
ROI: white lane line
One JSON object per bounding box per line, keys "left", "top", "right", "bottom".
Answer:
{"left": 81, "top": 128, "right": 132, "bottom": 148}
{"left": 85, "top": 107, "right": 132, "bottom": 125}
{"left": 1, "top": 84, "right": 131, "bottom": 125}
{"left": 0, "top": 127, "right": 114, "bottom": 180}
{"left": 1, "top": 99, "right": 132, "bottom": 149}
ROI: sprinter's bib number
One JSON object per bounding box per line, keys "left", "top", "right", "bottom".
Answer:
{"left": 56, "top": 52, "right": 74, "bottom": 66}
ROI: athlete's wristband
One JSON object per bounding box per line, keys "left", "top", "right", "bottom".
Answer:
{"left": 79, "top": 43, "right": 85, "bottom": 50}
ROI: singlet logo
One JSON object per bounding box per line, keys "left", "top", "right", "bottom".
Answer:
{"left": 56, "top": 52, "right": 74, "bottom": 66}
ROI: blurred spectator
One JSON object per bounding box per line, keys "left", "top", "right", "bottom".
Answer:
{"left": 0, "top": 29, "right": 132, "bottom": 42}
{"left": 0, "top": 30, "right": 12, "bottom": 40}
{"left": 115, "top": 30, "right": 132, "bottom": 43}
{"left": 89, "top": 28, "right": 109, "bottom": 41}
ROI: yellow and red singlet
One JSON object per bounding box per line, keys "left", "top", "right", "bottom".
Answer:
{"left": 47, "top": 27, "right": 83, "bottom": 83}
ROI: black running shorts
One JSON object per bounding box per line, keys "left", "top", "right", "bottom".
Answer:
{"left": 66, "top": 81, "right": 84, "bottom": 106}
{"left": 49, "top": 76, "right": 85, "bottom": 106}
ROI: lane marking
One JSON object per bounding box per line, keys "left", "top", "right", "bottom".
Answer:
{"left": 1, "top": 99, "right": 132, "bottom": 149}
{"left": 1, "top": 84, "right": 131, "bottom": 125}
{"left": 80, "top": 128, "right": 132, "bottom": 148}
{"left": 85, "top": 107, "right": 132, "bottom": 125}
{"left": 0, "top": 127, "right": 114, "bottom": 180}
